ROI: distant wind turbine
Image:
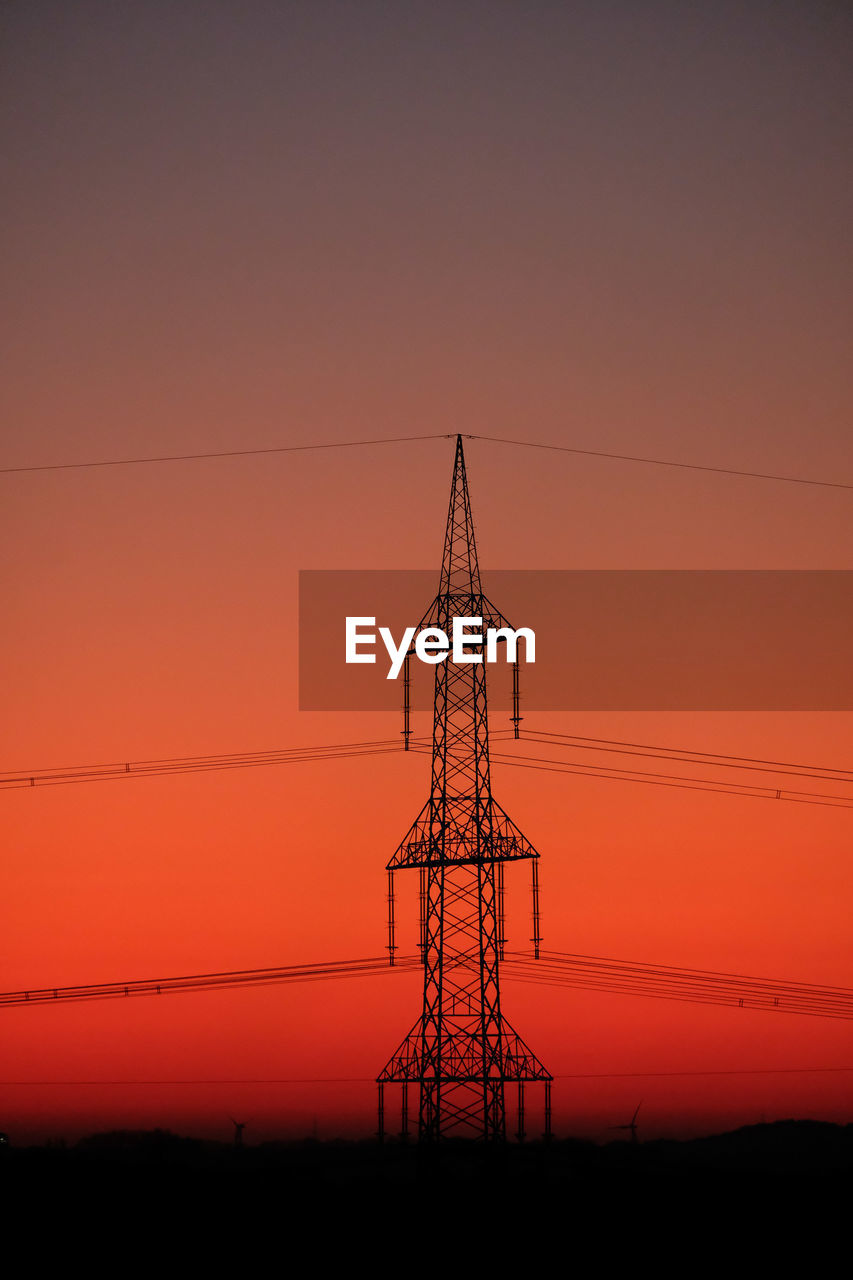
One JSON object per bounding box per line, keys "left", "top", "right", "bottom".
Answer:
{"left": 611, "top": 1102, "right": 642, "bottom": 1144}
{"left": 230, "top": 1117, "right": 248, "bottom": 1148}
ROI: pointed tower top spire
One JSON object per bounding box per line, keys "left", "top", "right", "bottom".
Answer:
{"left": 439, "top": 435, "right": 481, "bottom": 595}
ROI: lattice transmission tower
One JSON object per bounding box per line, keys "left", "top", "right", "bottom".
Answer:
{"left": 377, "top": 435, "right": 551, "bottom": 1142}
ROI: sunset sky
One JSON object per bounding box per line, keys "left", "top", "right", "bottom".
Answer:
{"left": 2, "top": 1, "right": 852, "bottom": 1144}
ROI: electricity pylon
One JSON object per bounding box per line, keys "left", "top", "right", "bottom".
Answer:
{"left": 377, "top": 435, "right": 551, "bottom": 1142}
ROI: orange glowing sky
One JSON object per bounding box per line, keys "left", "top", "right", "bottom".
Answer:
{"left": 2, "top": 1, "right": 852, "bottom": 1144}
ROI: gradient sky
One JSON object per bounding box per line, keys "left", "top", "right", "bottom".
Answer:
{"left": 2, "top": 1, "right": 852, "bottom": 1144}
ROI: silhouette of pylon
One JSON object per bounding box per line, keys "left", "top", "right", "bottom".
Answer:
{"left": 377, "top": 435, "right": 551, "bottom": 1142}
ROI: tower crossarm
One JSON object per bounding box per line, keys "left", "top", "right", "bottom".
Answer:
{"left": 388, "top": 799, "right": 539, "bottom": 870}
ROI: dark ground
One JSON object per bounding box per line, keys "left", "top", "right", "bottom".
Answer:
{"left": 2, "top": 1118, "right": 851, "bottom": 1188}
{"left": 2, "top": 1121, "right": 850, "bottom": 1254}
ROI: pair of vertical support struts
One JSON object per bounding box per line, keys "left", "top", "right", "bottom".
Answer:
{"left": 377, "top": 435, "right": 552, "bottom": 1143}
{"left": 386, "top": 856, "right": 540, "bottom": 967}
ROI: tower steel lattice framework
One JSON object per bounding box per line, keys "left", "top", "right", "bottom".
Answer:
{"left": 377, "top": 435, "right": 552, "bottom": 1142}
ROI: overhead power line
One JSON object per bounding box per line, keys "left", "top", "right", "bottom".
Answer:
{"left": 412, "top": 742, "right": 853, "bottom": 810}
{"left": 0, "top": 434, "right": 452, "bottom": 474}
{"left": 500, "top": 951, "right": 853, "bottom": 1020}
{"left": 0, "top": 739, "right": 405, "bottom": 790}
{"left": 465, "top": 434, "right": 853, "bottom": 491}
{"left": 5, "top": 732, "right": 852, "bottom": 810}
{"left": 487, "top": 754, "right": 853, "bottom": 809}
{"left": 2, "top": 1065, "right": 851, "bottom": 1085}
{"left": 0, "top": 956, "right": 420, "bottom": 1008}
{"left": 3, "top": 950, "right": 851, "bottom": 1021}
{"left": 512, "top": 729, "right": 853, "bottom": 784}
{"left": 2, "top": 431, "right": 850, "bottom": 491}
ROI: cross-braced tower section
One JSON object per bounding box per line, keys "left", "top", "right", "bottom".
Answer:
{"left": 377, "top": 435, "right": 551, "bottom": 1142}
